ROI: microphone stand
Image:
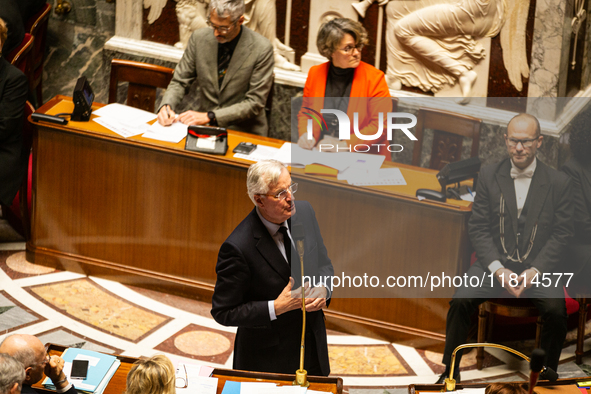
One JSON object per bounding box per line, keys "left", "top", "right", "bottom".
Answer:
{"left": 293, "top": 238, "right": 309, "bottom": 387}
{"left": 444, "top": 343, "right": 531, "bottom": 391}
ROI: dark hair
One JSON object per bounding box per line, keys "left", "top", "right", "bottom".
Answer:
{"left": 316, "top": 18, "right": 368, "bottom": 59}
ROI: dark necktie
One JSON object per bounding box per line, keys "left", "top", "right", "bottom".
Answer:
{"left": 218, "top": 45, "right": 231, "bottom": 86}
{"left": 277, "top": 226, "right": 294, "bottom": 266}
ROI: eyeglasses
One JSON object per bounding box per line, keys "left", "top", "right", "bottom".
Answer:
{"left": 206, "top": 18, "right": 237, "bottom": 34}
{"left": 339, "top": 44, "right": 364, "bottom": 55}
{"left": 175, "top": 363, "right": 188, "bottom": 389}
{"left": 259, "top": 183, "right": 298, "bottom": 201}
{"left": 506, "top": 137, "right": 539, "bottom": 148}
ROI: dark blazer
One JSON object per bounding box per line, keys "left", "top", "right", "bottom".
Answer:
{"left": 160, "top": 26, "right": 274, "bottom": 136}
{"left": 0, "top": 56, "right": 28, "bottom": 206}
{"left": 211, "top": 200, "right": 333, "bottom": 376}
{"left": 469, "top": 158, "right": 574, "bottom": 274}
{"left": 0, "top": 0, "right": 26, "bottom": 57}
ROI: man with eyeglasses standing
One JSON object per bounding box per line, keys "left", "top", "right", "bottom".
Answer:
{"left": 212, "top": 160, "right": 333, "bottom": 376}
{"left": 157, "top": 0, "right": 273, "bottom": 136}
{"left": 436, "top": 113, "right": 574, "bottom": 383}
{"left": 0, "top": 334, "right": 78, "bottom": 394}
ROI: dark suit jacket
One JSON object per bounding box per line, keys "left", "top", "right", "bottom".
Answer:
{"left": 0, "top": 56, "right": 28, "bottom": 206}
{"left": 211, "top": 200, "right": 333, "bottom": 376}
{"left": 160, "top": 26, "right": 274, "bottom": 136}
{"left": 0, "top": 0, "right": 25, "bottom": 57}
{"left": 469, "top": 158, "right": 574, "bottom": 274}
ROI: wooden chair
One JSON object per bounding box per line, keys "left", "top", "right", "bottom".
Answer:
{"left": 108, "top": 59, "right": 175, "bottom": 112}
{"left": 476, "top": 299, "right": 543, "bottom": 370}
{"left": 2, "top": 101, "right": 36, "bottom": 240}
{"left": 412, "top": 108, "right": 481, "bottom": 170}
{"left": 7, "top": 33, "right": 34, "bottom": 88}
{"left": 25, "top": 3, "right": 52, "bottom": 107}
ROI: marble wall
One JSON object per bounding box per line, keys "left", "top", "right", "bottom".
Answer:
{"left": 42, "top": 0, "right": 115, "bottom": 104}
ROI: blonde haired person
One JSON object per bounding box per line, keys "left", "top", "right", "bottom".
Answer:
{"left": 124, "top": 355, "right": 176, "bottom": 394}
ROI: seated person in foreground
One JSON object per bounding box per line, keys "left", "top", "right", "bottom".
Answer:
{"left": 124, "top": 355, "right": 175, "bottom": 394}
{"left": 0, "top": 17, "right": 29, "bottom": 208}
{"left": 211, "top": 160, "right": 334, "bottom": 376}
{"left": 437, "top": 114, "right": 573, "bottom": 383}
{"left": 297, "top": 18, "right": 392, "bottom": 160}
{"left": 0, "top": 334, "right": 78, "bottom": 394}
{"left": 560, "top": 116, "right": 591, "bottom": 297}
{"left": 0, "top": 353, "right": 26, "bottom": 394}
{"left": 157, "top": 0, "right": 274, "bottom": 136}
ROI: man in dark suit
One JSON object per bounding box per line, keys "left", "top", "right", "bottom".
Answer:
{"left": 437, "top": 113, "right": 574, "bottom": 383}
{"left": 211, "top": 160, "right": 333, "bottom": 376}
{"left": 0, "top": 334, "right": 78, "bottom": 394}
{"left": 0, "top": 17, "right": 28, "bottom": 208}
{"left": 157, "top": 0, "right": 274, "bottom": 136}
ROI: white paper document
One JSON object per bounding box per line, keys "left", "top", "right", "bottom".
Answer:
{"left": 175, "top": 363, "right": 217, "bottom": 394}
{"left": 240, "top": 382, "right": 307, "bottom": 394}
{"left": 234, "top": 145, "right": 281, "bottom": 162}
{"left": 93, "top": 103, "right": 157, "bottom": 126}
{"left": 142, "top": 121, "right": 188, "bottom": 143}
{"left": 94, "top": 116, "right": 147, "bottom": 138}
{"left": 346, "top": 167, "right": 406, "bottom": 186}
{"left": 74, "top": 353, "right": 100, "bottom": 367}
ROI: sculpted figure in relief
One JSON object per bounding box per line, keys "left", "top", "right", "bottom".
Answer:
{"left": 367, "top": 0, "right": 530, "bottom": 101}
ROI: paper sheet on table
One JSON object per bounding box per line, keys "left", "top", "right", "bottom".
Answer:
{"left": 456, "top": 388, "right": 486, "bottom": 394}
{"left": 346, "top": 167, "right": 406, "bottom": 186}
{"left": 142, "top": 121, "right": 188, "bottom": 143}
{"left": 290, "top": 145, "right": 385, "bottom": 172}
{"left": 461, "top": 192, "right": 476, "bottom": 202}
{"left": 93, "top": 103, "right": 157, "bottom": 126}
{"left": 234, "top": 145, "right": 280, "bottom": 162}
{"left": 94, "top": 116, "right": 147, "bottom": 138}
{"left": 74, "top": 353, "right": 100, "bottom": 367}
{"left": 176, "top": 363, "right": 217, "bottom": 393}
{"left": 240, "top": 382, "right": 306, "bottom": 394}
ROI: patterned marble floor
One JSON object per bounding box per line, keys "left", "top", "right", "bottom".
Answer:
{"left": 1, "top": 229, "right": 590, "bottom": 393}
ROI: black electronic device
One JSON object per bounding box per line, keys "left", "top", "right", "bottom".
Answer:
{"left": 31, "top": 113, "right": 69, "bottom": 125}
{"left": 436, "top": 157, "right": 481, "bottom": 192}
{"left": 70, "top": 359, "right": 89, "bottom": 380}
{"left": 185, "top": 125, "right": 228, "bottom": 155}
{"left": 72, "top": 76, "right": 94, "bottom": 121}
{"left": 416, "top": 188, "right": 446, "bottom": 202}
{"left": 233, "top": 142, "right": 257, "bottom": 154}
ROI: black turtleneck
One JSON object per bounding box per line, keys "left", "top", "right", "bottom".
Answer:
{"left": 323, "top": 63, "right": 355, "bottom": 137}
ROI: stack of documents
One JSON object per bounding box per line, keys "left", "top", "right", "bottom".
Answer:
{"left": 93, "top": 103, "right": 187, "bottom": 143}
{"left": 175, "top": 362, "right": 217, "bottom": 394}
{"left": 42, "top": 348, "right": 120, "bottom": 394}
{"left": 221, "top": 381, "right": 327, "bottom": 394}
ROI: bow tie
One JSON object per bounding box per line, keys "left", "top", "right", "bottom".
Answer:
{"left": 510, "top": 168, "right": 534, "bottom": 179}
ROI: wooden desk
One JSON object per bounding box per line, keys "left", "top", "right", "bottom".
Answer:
{"left": 29, "top": 96, "right": 473, "bottom": 348}
{"left": 35, "top": 344, "right": 342, "bottom": 394}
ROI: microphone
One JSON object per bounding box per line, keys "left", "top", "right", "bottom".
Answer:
{"left": 529, "top": 349, "right": 545, "bottom": 394}
{"left": 291, "top": 222, "right": 309, "bottom": 388}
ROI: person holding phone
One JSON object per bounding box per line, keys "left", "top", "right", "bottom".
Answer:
{"left": 0, "top": 334, "right": 79, "bottom": 394}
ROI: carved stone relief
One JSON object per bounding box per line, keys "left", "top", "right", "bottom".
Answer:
{"left": 380, "top": 0, "right": 530, "bottom": 102}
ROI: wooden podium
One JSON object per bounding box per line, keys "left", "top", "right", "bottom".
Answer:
{"left": 36, "top": 344, "right": 343, "bottom": 394}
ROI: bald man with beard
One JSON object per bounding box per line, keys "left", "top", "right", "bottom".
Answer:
{"left": 0, "top": 335, "right": 78, "bottom": 394}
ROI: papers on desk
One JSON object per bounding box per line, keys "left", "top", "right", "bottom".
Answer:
{"left": 42, "top": 348, "right": 120, "bottom": 394}
{"left": 93, "top": 103, "right": 187, "bottom": 143}
{"left": 142, "top": 121, "right": 188, "bottom": 143}
{"left": 175, "top": 362, "right": 217, "bottom": 394}
{"left": 339, "top": 167, "right": 407, "bottom": 186}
